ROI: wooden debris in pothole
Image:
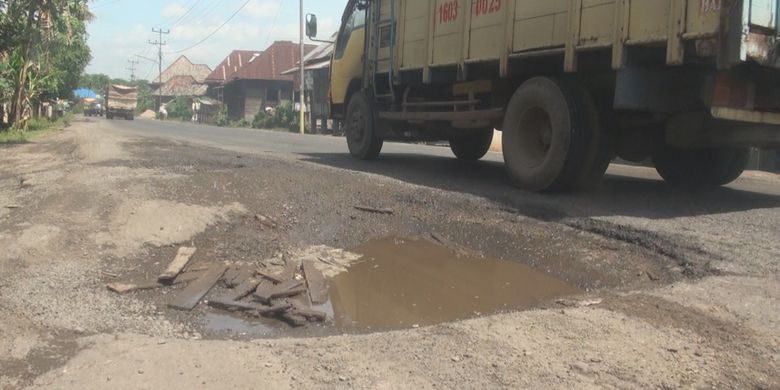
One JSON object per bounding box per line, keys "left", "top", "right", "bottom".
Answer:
{"left": 106, "top": 270, "right": 206, "bottom": 294}
{"left": 158, "top": 247, "right": 197, "bottom": 282}
{"left": 107, "top": 251, "right": 334, "bottom": 327}
{"left": 303, "top": 260, "right": 328, "bottom": 305}
{"left": 168, "top": 266, "right": 228, "bottom": 311}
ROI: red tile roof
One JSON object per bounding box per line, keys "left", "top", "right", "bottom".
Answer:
{"left": 228, "top": 41, "right": 316, "bottom": 83}
{"left": 205, "top": 50, "right": 262, "bottom": 84}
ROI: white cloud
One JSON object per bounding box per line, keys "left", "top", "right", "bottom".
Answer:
{"left": 244, "top": 0, "right": 282, "bottom": 19}
{"left": 161, "top": 2, "right": 187, "bottom": 19}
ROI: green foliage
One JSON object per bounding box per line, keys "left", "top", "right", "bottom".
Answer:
{"left": 165, "top": 97, "right": 192, "bottom": 120}
{"left": 250, "top": 103, "right": 299, "bottom": 131}
{"left": 0, "top": 0, "right": 93, "bottom": 127}
{"left": 78, "top": 73, "right": 110, "bottom": 93}
{"left": 0, "top": 113, "right": 73, "bottom": 144}
{"left": 215, "top": 105, "right": 229, "bottom": 127}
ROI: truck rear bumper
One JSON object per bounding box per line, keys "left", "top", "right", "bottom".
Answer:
{"left": 712, "top": 107, "right": 780, "bottom": 125}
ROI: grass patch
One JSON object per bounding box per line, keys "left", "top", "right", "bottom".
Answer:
{"left": 0, "top": 114, "right": 73, "bottom": 145}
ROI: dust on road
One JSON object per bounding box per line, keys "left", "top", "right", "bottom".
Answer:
{"left": 0, "top": 117, "right": 778, "bottom": 389}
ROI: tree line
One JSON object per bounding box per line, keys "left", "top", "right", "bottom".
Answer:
{"left": 1, "top": 0, "right": 92, "bottom": 130}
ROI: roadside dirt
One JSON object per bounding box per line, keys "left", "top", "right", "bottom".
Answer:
{"left": 0, "top": 118, "right": 777, "bottom": 389}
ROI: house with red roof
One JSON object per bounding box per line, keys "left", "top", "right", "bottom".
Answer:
{"left": 206, "top": 41, "right": 315, "bottom": 121}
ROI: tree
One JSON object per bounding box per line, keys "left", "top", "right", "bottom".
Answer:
{"left": 0, "top": 0, "right": 92, "bottom": 129}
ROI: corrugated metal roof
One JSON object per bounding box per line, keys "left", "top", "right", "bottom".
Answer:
{"left": 228, "top": 41, "right": 316, "bottom": 83}
{"left": 205, "top": 50, "right": 263, "bottom": 83}
{"left": 281, "top": 36, "right": 336, "bottom": 75}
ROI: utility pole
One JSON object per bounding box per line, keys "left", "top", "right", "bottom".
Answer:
{"left": 149, "top": 28, "right": 170, "bottom": 111}
{"left": 299, "top": 0, "right": 305, "bottom": 135}
{"left": 126, "top": 59, "right": 139, "bottom": 82}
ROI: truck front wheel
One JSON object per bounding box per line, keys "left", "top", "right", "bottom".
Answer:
{"left": 502, "top": 77, "right": 601, "bottom": 192}
{"left": 652, "top": 145, "right": 749, "bottom": 187}
{"left": 449, "top": 128, "right": 494, "bottom": 161}
{"left": 345, "top": 92, "right": 383, "bottom": 160}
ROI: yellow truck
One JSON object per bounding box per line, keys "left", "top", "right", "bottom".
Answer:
{"left": 307, "top": 0, "right": 780, "bottom": 191}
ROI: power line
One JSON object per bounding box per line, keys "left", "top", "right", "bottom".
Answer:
{"left": 166, "top": 0, "right": 204, "bottom": 28}
{"left": 168, "top": 0, "right": 251, "bottom": 54}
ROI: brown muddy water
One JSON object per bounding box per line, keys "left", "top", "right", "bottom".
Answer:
{"left": 328, "top": 236, "right": 581, "bottom": 330}
{"left": 202, "top": 236, "right": 581, "bottom": 337}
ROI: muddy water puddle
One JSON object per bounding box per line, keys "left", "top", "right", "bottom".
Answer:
{"left": 329, "top": 236, "right": 581, "bottom": 330}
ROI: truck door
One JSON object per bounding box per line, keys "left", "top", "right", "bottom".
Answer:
{"left": 331, "top": 0, "right": 367, "bottom": 108}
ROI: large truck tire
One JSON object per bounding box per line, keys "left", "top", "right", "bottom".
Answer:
{"left": 502, "top": 77, "right": 602, "bottom": 192}
{"left": 652, "top": 145, "right": 749, "bottom": 187}
{"left": 449, "top": 128, "right": 494, "bottom": 161}
{"left": 346, "top": 92, "right": 383, "bottom": 160}
{"left": 106, "top": 113, "right": 114, "bottom": 120}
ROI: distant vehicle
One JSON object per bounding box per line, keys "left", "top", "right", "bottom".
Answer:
{"left": 105, "top": 84, "right": 138, "bottom": 120}
{"left": 309, "top": 0, "right": 780, "bottom": 191}
{"left": 84, "top": 101, "right": 103, "bottom": 117}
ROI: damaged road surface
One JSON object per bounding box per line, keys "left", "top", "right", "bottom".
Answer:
{"left": 1, "top": 117, "right": 778, "bottom": 389}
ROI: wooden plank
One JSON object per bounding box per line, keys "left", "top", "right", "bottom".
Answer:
{"left": 279, "top": 260, "right": 299, "bottom": 282}
{"left": 158, "top": 247, "right": 197, "bottom": 282}
{"left": 302, "top": 260, "right": 328, "bottom": 305}
{"left": 208, "top": 298, "right": 291, "bottom": 316}
{"left": 256, "top": 269, "right": 284, "bottom": 284}
{"left": 168, "top": 266, "right": 227, "bottom": 311}
{"left": 227, "top": 277, "right": 261, "bottom": 301}
{"left": 254, "top": 280, "right": 305, "bottom": 304}
{"left": 106, "top": 270, "right": 206, "bottom": 295}
{"left": 290, "top": 299, "right": 327, "bottom": 322}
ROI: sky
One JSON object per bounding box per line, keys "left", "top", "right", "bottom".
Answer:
{"left": 86, "top": 0, "right": 344, "bottom": 80}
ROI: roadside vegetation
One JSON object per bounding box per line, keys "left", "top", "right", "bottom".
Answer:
{"left": 0, "top": 111, "right": 72, "bottom": 144}
{"left": 214, "top": 102, "right": 307, "bottom": 133}
{"left": 0, "top": 0, "right": 92, "bottom": 131}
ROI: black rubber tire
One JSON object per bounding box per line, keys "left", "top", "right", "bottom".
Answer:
{"left": 106, "top": 113, "right": 114, "bottom": 120}
{"left": 502, "top": 77, "right": 600, "bottom": 192}
{"left": 345, "top": 92, "right": 383, "bottom": 160}
{"left": 449, "top": 128, "right": 494, "bottom": 161}
{"left": 652, "top": 145, "right": 749, "bottom": 187}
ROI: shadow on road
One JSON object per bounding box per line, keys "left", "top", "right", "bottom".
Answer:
{"left": 301, "top": 152, "right": 780, "bottom": 221}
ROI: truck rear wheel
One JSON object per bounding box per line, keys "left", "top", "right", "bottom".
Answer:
{"left": 346, "top": 92, "right": 383, "bottom": 160}
{"left": 449, "top": 128, "right": 493, "bottom": 161}
{"left": 502, "top": 77, "right": 601, "bottom": 192}
{"left": 106, "top": 113, "right": 113, "bottom": 120}
{"left": 652, "top": 145, "right": 749, "bottom": 187}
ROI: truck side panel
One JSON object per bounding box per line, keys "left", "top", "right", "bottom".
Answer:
{"left": 380, "top": 0, "right": 728, "bottom": 75}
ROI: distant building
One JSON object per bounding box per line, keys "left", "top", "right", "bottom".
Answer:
{"left": 151, "top": 56, "right": 212, "bottom": 107}
{"left": 207, "top": 41, "right": 315, "bottom": 121}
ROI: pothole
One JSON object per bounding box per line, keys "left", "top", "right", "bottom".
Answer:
{"left": 328, "top": 236, "right": 581, "bottom": 330}
{"left": 198, "top": 236, "right": 581, "bottom": 336}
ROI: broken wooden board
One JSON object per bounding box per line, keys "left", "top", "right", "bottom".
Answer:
{"left": 302, "top": 260, "right": 328, "bottom": 305}
{"left": 278, "top": 260, "right": 299, "bottom": 282}
{"left": 106, "top": 270, "right": 206, "bottom": 295}
{"left": 272, "top": 298, "right": 308, "bottom": 327}
{"left": 290, "top": 299, "right": 327, "bottom": 322}
{"left": 256, "top": 269, "right": 283, "bottom": 284}
{"left": 222, "top": 265, "right": 254, "bottom": 288}
{"left": 226, "top": 278, "right": 261, "bottom": 301}
{"left": 208, "top": 298, "right": 291, "bottom": 316}
{"left": 158, "top": 247, "right": 197, "bottom": 282}
{"left": 254, "top": 280, "right": 305, "bottom": 304}
{"left": 168, "top": 266, "right": 227, "bottom": 311}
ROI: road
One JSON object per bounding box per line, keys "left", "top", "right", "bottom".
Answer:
{"left": 112, "top": 117, "right": 780, "bottom": 220}
{"left": 1, "top": 116, "right": 778, "bottom": 389}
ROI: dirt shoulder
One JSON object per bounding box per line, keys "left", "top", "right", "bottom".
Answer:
{"left": 0, "top": 118, "right": 778, "bottom": 389}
